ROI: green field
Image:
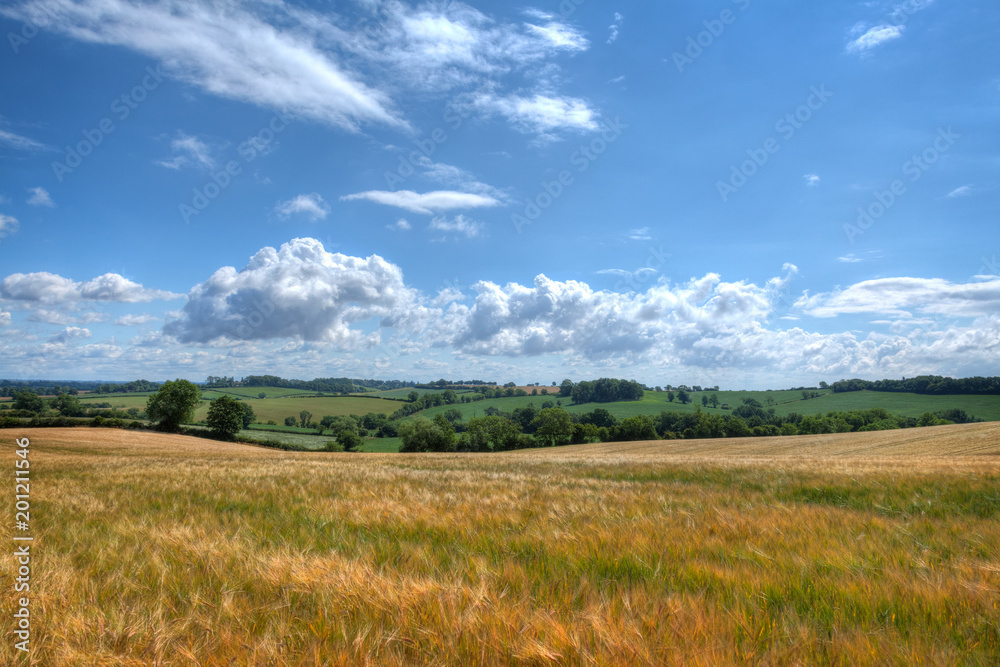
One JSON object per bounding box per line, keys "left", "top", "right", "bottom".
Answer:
{"left": 194, "top": 395, "right": 399, "bottom": 424}
{"left": 413, "top": 389, "right": 1000, "bottom": 424}
{"left": 77, "top": 395, "right": 152, "bottom": 410}
{"left": 202, "top": 387, "right": 334, "bottom": 399}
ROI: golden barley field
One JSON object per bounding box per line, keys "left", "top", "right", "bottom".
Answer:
{"left": 2, "top": 425, "right": 999, "bottom": 665}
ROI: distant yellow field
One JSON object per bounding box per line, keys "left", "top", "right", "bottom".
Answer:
{"left": 2, "top": 424, "right": 998, "bottom": 665}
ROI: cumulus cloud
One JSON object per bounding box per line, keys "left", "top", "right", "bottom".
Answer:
{"left": 27, "top": 309, "right": 108, "bottom": 325}
{"left": 447, "top": 269, "right": 796, "bottom": 358}
{"left": 275, "top": 193, "right": 330, "bottom": 221}
{"left": 947, "top": 185, "right": 973, "bottom": 197}
{"left": 429, "top": 214, "right": 484, "bottom": 238}
{"left": 797, "top": 277, "right": 1000, "bottom": 318}
{"left": 847, "top": 24, "right": 904, "bottom": 53}
{"left": 803, "top": 173, "right": 820, "bottom": 187}
{"left": 163, "top": 237, "right": 429, "bottom": 344}
{"left": 49, "top": 326, "right": 92, "bottom": 344}
{"left": 115, "top": 314, "right": 158, "bottom": 326}
{"left": 341, "top": 190, "right": 502, "bottom": 215}
{"left": 388, "top": 218, "right": 411, "bottom": 231}
{"left": 0, "top": 272, "right": 181, "bottom": 304}
{"left": 27, "top": 187, "right": 54, "bottom": 207}
{"left": 0, "top": 311, "right": 10, "bottom": 327}
{"left": 0, "top": 214, "right": 18, "bottom": 240}
{"left": 157, "top": 132, "right": 214, "bottom": 170}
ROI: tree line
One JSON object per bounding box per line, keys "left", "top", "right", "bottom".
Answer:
{"left": 394, "top": 398, "right": 980, "bottom": 453}
{"left": 239, "top": 375, "right": 415, "bottom": 393}
{"left": 831, "top": 375, "right": 1000, "bottom": 395}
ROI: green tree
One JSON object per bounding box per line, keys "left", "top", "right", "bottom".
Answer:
{"left": 676, "top": 390, "right": 690, "bottom": 404}
{"left": 13, "top": 390, "right": 45, "bottom": 413}
{"left": 667, "top": 391, "right": 675, "bottom": 403}
{"left": 399, "top": 417, "right": 455, "bottom": 452}
{"left": 207, "top": 395, "right": 244, "bottom": 440}
{"left": 559, "top": 379, "right": 574, "bottom": 397}
{"left": 52, "top": 393, "right": 85, "bottom": 417}
{"left": 709, "top": 393, "right": 720, "bottom": 408}
{"left": 299, "top": 410, "right": 312, "bottom": 428}
{"left": 531, "top": 408, "right": 573, "bottom": 447}
{"left": 338, "top": 431, "right": 362, "bottom": 452}
{"left": 701, "top": 395, "right": 709, "bottom": 407}
{"left": 258, "top": 392, "right": 267, "bottom": 399}
{"left": 615, "top": 414, "right": 658, "bottom": 441}
{"left": 284, "top": 416, "right": 297, "bottom": 427}
{"left": 407, "top": 390, "right": 420, "bottom": 403}
{"left": 443, "top": 408, "right": 463, "bottom": 424}
{"left": 146, "top": 379, "right": 200, "bottom": 431}
{"left": 240, "top": 403, "right": 256, "bottom": 428}
{"left": 464, "top": 415, "right": 522, "bottom": 452}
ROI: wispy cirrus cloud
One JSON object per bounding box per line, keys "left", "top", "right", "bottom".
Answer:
{"left": 275, "top": 193, "right": 330, "bottom": 221}
{"left": 429, "top": 214, "right": 484, "bottom": 239}
{"left": 0, "top": 214, "right": 19, "bottom": 240}
{"left": 341, "top": 190, "right": 502, "bottom": 215}
{"left": 846, "top": 24, "right": 904, "bottom": 53}
{"left": 797, "top": 277, "right": 1000, "bottom": 318}
{"left": 0, "top": 127, "right": 52, "bottom": 152}
{"left": 0, "top": 0, "right": 405, "bottom": 132}
{"left": 156, "top": 131, "right": 214, "bottom": 170}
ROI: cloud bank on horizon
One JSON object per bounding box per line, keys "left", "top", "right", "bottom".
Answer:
{"left": 0, "top": 0, "right": 996, "bottom": 387}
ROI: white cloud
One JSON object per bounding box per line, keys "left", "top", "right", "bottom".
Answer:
{"left": 27, "top": 309, "right": 108, "bottom": 325}
{"left": 341, "top": 190, "right": 502, "bottom": 215}
{"left": 157, "top": 132, "right": 214, "bottom": 170}
{"left": 526, "top": 21, "right": 588, "bottom": 51}
{"left": 628, "top": 227, "right": 652, "bottom": 241}
{"left": 4, "top": 1, "right": 599, "bottom": 138}
{"left": 0, "top": 272, "right": 181, "bottom": 304}
{"left": 608, "top": 75, "right": 626, "bottom": 85}
{"left": 429, "top": 214, "right": 484, "bottom": 238}
{"left": 847, "top": 24, "right": 904, "bottom": 53}
{"left": 1, "top": 0, "right": 404, "bottom": 132}
{"left": 115, "top": 314, "right": 158, "bottom": 326}
{"left": 388, "top": 218, "right": 411, "bottom": 231}
{"left": 415, "top": 159, "right": 506, "bottom": 200}
{"left": 163, "top": 237, "right": 430, "bottom": 344}
{"left": 275, "top": 193, "right": 330, "bottom": 221}
{"left": 0, "top": 214, "right": 18, "bottom": 240}
{"left": 26, "top": 186, "right": 54, "bottom": 207}
{"left": 461, "top": 92, "right": 599, "bottom": 136}
{"left": 947, "top": 185, "right": 973, "bottom": 197}
{"left": 49, "top": 326, "right": 92, "bottom": 344}
{"left": 0, "top": 311, "right": 10, "bottom": 327}
{"left": 607, "top": 12, "right": 623, "bottom": 45}
{"left": 837, "top": 254, "right": 862, "bottom": 263}
{"left": 804, "top": 173, "right": 820, "bottom": 187}
{"left": 0, "top": 128, "right": 51, "bottom": 152}
{"left": 797, "top": 277, "right": 1000, "bottom": 318}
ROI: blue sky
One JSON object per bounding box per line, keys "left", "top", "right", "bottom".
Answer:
{"left": 0, "top": 0, "right": 997, "bottom": 388}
